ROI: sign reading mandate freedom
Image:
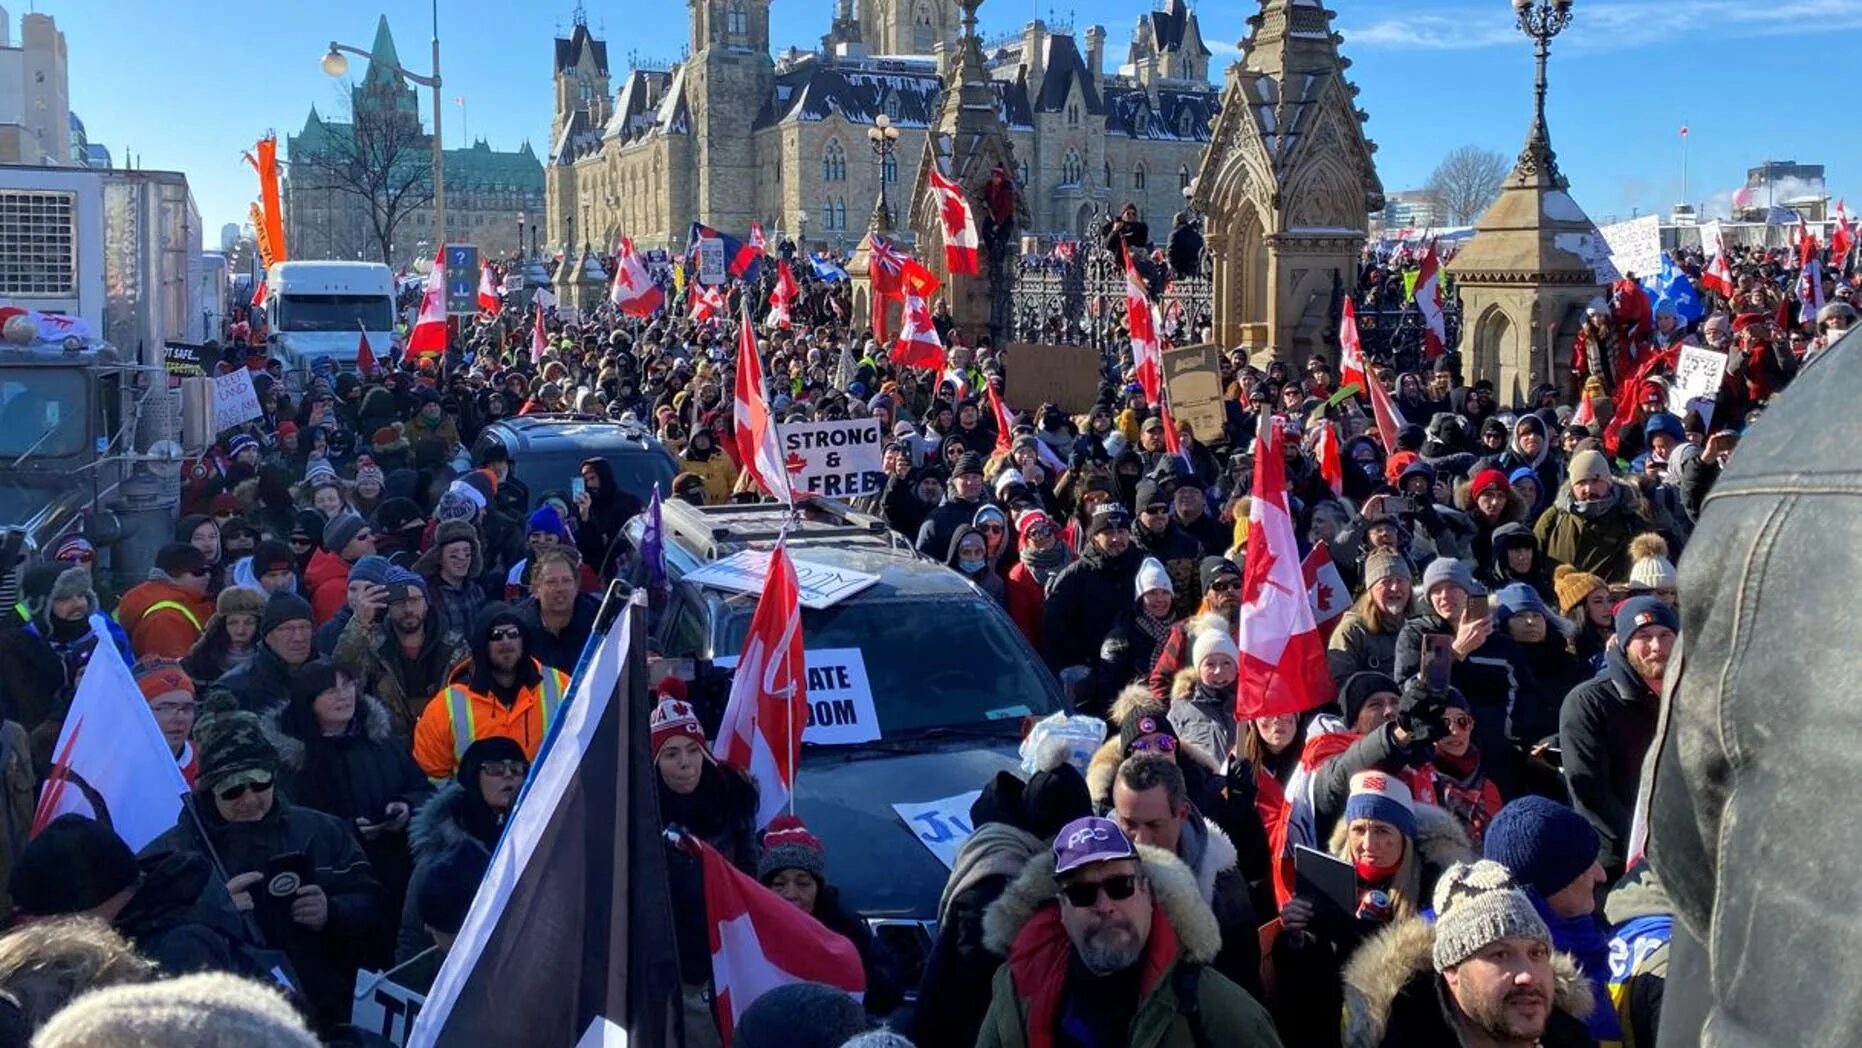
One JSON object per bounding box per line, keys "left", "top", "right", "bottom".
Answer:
{"left": 781, "top": 418, "right": 884, "bottom": 498}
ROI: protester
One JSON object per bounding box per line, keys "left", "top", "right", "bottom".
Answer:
{"left": 335, "top": 568, "right": 462, "bottom": 737}
{"left": 755, "top": 816, "right": 902, "bottom": 1016}
{"left": 117, "top": 543, "right": 216, "bottom": 660}
{"left": 181, "top": 585, "right": 266, "bottom": 688}
{"left": 1325, "top": 550, "right": 1411, "bottom": 683}
{"left": 134, "top": 658, "right": 201, "bottom": 786}
{"left": 23, "top": 566, "right": 131, "bottom": 685}
{"left": 515, "top": 546, "right": 600, "bottom": 672}
{"left": 209, "top": 592, "right": 315, "bottom": 713}
{"left": 31, "top": 970, "right": 320, "bottom": 1048}
{"left": 0, "top": 917, "right": 156, "bottom": 1032}
{"left": 304, "top": 513, "right": 378, "bottom": 625}
{"left": 1095, "top": 557, "right": 1179, "bottom": 702}
{"left": 399, "top": 736, "right": 528, "bottom": 967}
{"left": 416, "top": 519, "right": 489, "bottom": 651}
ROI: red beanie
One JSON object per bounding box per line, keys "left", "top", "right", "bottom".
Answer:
{"left": 1469, "top": 468, "right": 1510, "bottom": 501}
{"left": 649, "top": 695, "right": 708, "bottom": 758}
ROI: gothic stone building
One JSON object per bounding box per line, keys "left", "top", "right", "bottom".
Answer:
{"left": 286, "top": 15, "right": 545, "bottom": 266}
{"left": 545, "top": 0, "right": 1220, "bottom": 254}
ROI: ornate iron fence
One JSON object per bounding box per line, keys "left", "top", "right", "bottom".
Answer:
{"left": 1009, "top": 248, "right": 1212, "bottom": 350}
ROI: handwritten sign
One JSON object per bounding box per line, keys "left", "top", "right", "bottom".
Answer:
{"left": 683, "top": 550, "right": 879, "bottom": 610}
{"left": 1669, "top": 345, "right": 1727, "bottom": 425}
{"left": 1600, "top": 215, "right": 1663, "bottom": 283}
{"left": 781, "top": 419, "right": 884, "bottom": 499}
{"left": 714, "top": 647, "right": 881, "bottom": 745}
{"left": 892, "top": 790, "right": 983, "bottom": 870}
{"left": 211, "top": 368, "right": 264, "bottom": 431}
{"left": 352, "top": 970, "right": 425, "bottom": 1046}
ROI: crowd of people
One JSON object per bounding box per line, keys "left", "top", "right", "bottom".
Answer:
{"left": 0, "top": 216, "right": 1845, "bottom": 1046}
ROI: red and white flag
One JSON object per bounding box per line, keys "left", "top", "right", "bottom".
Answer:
{"left": 749, "top": 221, "right": 769, "bottom": 257}
{"left": 250, "top": 278, "right": 267, "bottom": 308}
{"left": 1365, "top": 369, "right": 1408, "bottom": 455}
{"left": 1236, "top": 418, "right": 1337, "bottom": 719}
{"left": 1124, "top": 245, "right": 1162, "bottom": 404}
{"left": 32, "top": 638, "right": 187, "bottom": 851}
{"left": 927, "top": 168, "right": 980, "bottom": 275}
{"left": 529, "top": 301, "right": 548, "bottom": 365}
{"left": 406, "top": 248, "right": 448, "bottom": 359}
{"left": 1571, "top": 391, "right": 1596, "bottom": 428}
{"left": 893, "top": 292, "right": 946, "bottom": 371}
{"left": 1313, "top": 420, "right": 1344, "bottom": 498}
{"left": 1414, "top": 244, "right": 1447, "bottom": 360}
{"left": 1797, "top": 219, "right": 1824, "bottom": 325}
{"left": 1699, "top": 234, "right": 1736, "bottom": 299}
{"left": 1338, "top": 297, "right": 1368, "bottom": 394}
{"left": 731, "top": 299, "right": 793, "bottom": 503}
{"left": 477, "top": 263, "right": 501, "bottom": 313}
{"left": 1301, "top": 541, "right": 1350, "bottom": 643}
{"left": 610, "top": 237, "right": 665, "bottom": 318}
{"left": 714, "top": 542, "right": 806, "bottom": 828}
{"left": 355, "top": 324, "right": 378, "bottom": 376}
{"left": 691, "top": 284, "right": 727, "bottom": 325}
{"left": 766, "top": 260, "right": 799, "bottom": 330}
{"left": 696, "top": 832, "right": 865, "bottom": 1043}
{"left": 987, "top": 379, "right": 1016, "bottom": 454}
{"left": 1833, "top": 200, "right": 1855, "bottom": 263}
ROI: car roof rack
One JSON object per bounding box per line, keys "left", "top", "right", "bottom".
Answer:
{"left": 661, "top": 495, "right": 912, "bottom": 559}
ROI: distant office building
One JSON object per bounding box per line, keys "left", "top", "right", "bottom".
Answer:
{"left": 1380, "top": 191, "right": 1439, "bottom": 231}
{"left": 0, "top": 8, "right": 71, "bottom": 166}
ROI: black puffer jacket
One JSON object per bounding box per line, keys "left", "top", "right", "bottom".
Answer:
{"left": 575, "top": 457, "right": 642, "bottom": 577}
{"left": 1041, "top": 543, "right": 1143, "bottom": 673}
{"left": 210, "top": 643, "right": 303, "bottom": 714}
{"left": 114, "top": 850, "right": 262, "bottom": 978}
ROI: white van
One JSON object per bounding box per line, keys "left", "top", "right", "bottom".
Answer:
{"left": 264, "top": 261, "right": 396, "bottom": 386}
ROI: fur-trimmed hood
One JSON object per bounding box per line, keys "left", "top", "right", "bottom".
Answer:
{"left": 258, "top": 692, "right": 399, "bottom": 771}
{"left": 408, "top": 780, "right": 479, "bottom": 864}
{"left": 1085, "top": 683, "right": 1224, "bottom": 806}
{"left": 982, "top": 842, "right": 1222, "bottom": 964}
{"left": 1340, "top": 915, "right": 1594, "bottom": 1048}
{"left": 414, "top": 519, "right": 485, "bottom": 580}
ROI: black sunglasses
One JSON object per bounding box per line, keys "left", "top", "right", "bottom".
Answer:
{"left": 489, "top": 625, "right": 524, "bottom": 641}
{"left": 1208, "top": 580, "right": 1240, "bottom": 594}
{"left": 480, "top": 759, "right": 528, "bottom": 778}
{"left": 1059, "top": 873, "right": 1140, "bottom": 908}
{"left": 216, "top": 777, "right": 274, "bottom": 802}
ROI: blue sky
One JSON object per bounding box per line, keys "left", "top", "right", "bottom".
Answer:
{"left": 38, "top": 0, "right": 1859, "bottom": 249}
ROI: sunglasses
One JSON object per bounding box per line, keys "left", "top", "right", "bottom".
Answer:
{"left": 1130, "top": 734, "right": 1177, "bottom": 754}
{"left": 1140, "top": 504, "right": 1169, "bottom": 516}
{"left": 1445, "top": 714, "right": 1475, "bottom": 732}
{"left": 186, "top": 567, "right": 212, "bottom": 578}
{"left": 1208, "top": 580, "right": 1239, "bottom": 594}
{"left": 480, "top": 759, "right": 528, "bottom": 778}
{"left": 980, "top": 523, "right": 1005, "bottom": 534}
{"left": 1059, "top": 873, "right": 1140, "bottom": 908}
{"left": 216, "top": 777, "right": 274, "bottom": 802}
{"left": 489, "top": 625, "right": 524, "bottom": 642}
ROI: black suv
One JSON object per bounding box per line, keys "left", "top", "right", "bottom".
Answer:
{"left": 622, "top": 498, "right": 1065, "bottom": 974}
{"left": 468, "top": 414, "right": 677, "bottom": 509}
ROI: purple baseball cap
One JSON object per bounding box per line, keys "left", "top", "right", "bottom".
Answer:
{"left": 1053, "top": 816, "right": 1138, "bottom": 875}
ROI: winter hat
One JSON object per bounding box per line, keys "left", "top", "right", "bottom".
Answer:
{"left": 1552, "top": 564, "right": 1607, "bottom": 615}
{"left": 1190, "top": 621, "right": 1239, "bottom": 668}
{"left": 49, "top": 566, "right": 96, "bottom": 609}
{"left": 383, "top": 567, "right": 425, "bottom": 605}
{"left": 288, "top": 658, "right": 343, "bottom": 707}
{"left": 9, "top": 813, "right": 141, "bottom": 916}
{"left": 303, "top": 458, "right": 338, "bottom": 486}
{"left": 193, "top": 694, "right": 280, "bottom": 793}
{"left": 1627, "top": 533, "right": 1678, "bottom": 592}
{"left": 1016, "top": 510, "right": 1055, "bottom": 545}
{"left": 1481, "top": 796, "right": 1601, "bottom": 899}
{"left": 1199, "top": 555, "right": 1240, "bottom": 592}
{"left": 843, "top": 1032, "right": 918, "bottom": 1048}
{"left": 1135, "top": 556, "right": 1173, "bottom": 598}
{"left": 1430, "top": 860, "right": 1551, "bottom": 973}
{"left": 1567, "top": 449, "right": 1612, "bottom": 484}
{"left": 323, "top": 512, "right": 369, "bottom": 556}
{"left": 1421, "top": 557, "right": 1482, "bottom": 598}
{"left": 31, "top": 971, "right": 319, "bottom": 1048}
{"left": 1022, "top": 760, "right": 1093, "bottom": 840}
{"left": 226, "top": 433, "right": 259, "bottom": 460}
{"left": 260, "top": 592, "right": 314, "bottom": 637}
{"left": 289, "top": 509, "right": 324, "bottom": 544}
{"left": 952, "top": 451, "right": 985, "bottom": 478}
{"left": 1362, "top": 550, "right": 1412, "bottom": 589}
{"left": 993, "top": 468, "right": 1026, "bottom": 497}
{"left": 249, "top": 540, "right": 295, "bottom": 578}
{"left": 732, "top": 982, "right": 869, "bottom": 1048}
{"left": 154, "top": 542, "right": 208, "bottom": 579}
{"left": 756, "top": 814, "right": 827, "bottom": 883}
{"left": 1613, "top": 594, "right": 1679, "bottom": 648}
{"left": 526, "top": 505, "right": 573, "bottom": 543}
{"left": 53, "top": 534, "right": 95, "bottom": 563}
{"left": 1493, "top": 583, "right": 1552, "bottom": 625}
{"left": 416, "top": 839, "right": 491, "bottom": 936}
{"left": 973, "top": 504, "right": 1009, "bottom": 532}
{"left": 1507, "top": 465, "right": 1541, "bottom": 491}
{"left": 1468, "top": 468, "right": 1510, "bottom": 502}
{"left": 1643, "top": 412, "right": 1685, "bottom": 445}
{"left": 353, "top": 458, "right": 386, "bottom": 489}
{"left": 1118, "top": 702, "right": 1179, "bottom": 755}
{"left": 1339, "top": 671, "right": 1400, "bottom": 728}
{"left": 133, "top": 658, "right": 195, "bottom": 701}
{"left": 347, "top": 553, "right": 393, "bottom": 587}
{"left": 650, "top": 695, "right": 708, "bottom": 758}
{"left": 1343, "top": 770, "right": 1416, "bottom": 839}
{"left": 1086, "top": 503, "right": 1133, "bottom": 538}
{"left": 208, "top": 492, "right": 245, "bottom": 516}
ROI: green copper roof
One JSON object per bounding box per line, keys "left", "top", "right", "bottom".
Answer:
{"left": 364, "top": 15, "right": 402, "bottom": 87}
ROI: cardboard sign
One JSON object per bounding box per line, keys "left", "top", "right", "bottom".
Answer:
{"left": 444, "top": 244, "right": 480, "bottom": 315}
{"left": 1003, "top": 343, "right": 1102, "bottom": 415}
{"left": 501, "top": 273, "right": 524, "bottom": 294}
{"left": 211, "top": 369, "right": 264, "bottom": 431}
{"left": 710, "top": 647, "right": 881, "bottom": 745}
{"left": 683, "top": 549, "right": 880, "bottom": 610}
{"left": 352, "top": 970, "right": 425, "bottom": 1046}
{"left": 1161, "top": 343, "right": 1225, "bottom": 442}
{"left": 782, "top": 419, "right": 884, "bottom": 498}
{"left": 892, "top": 790, "right": 983, "bottom": 870}
{"left": 1669, "top": 345, "right": 1727, "bottom": 420}
{"left": 1600, "top": 215, "right": 1663, "bottom": 283}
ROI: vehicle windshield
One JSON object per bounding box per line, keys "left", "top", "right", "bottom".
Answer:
{"left": 278, "top": 293, "right": 394, "bottom": 333}
{"left": 0, "top": 369, "right": 85, "bottom": 458}
{"left": 495, "top": 448, "right": 677, "bottom": 512}
{"left": 717, "top": 596, "right": 1060, "bottom": 737}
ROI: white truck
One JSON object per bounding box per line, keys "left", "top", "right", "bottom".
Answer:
{"left": 262, "top": 260, "right": 396, "bottom": 385}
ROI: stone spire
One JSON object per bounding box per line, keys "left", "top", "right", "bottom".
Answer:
{"left": 1242, "top": 0, "right": 1349, "bottom": 81}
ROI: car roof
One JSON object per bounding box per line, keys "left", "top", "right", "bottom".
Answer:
{"left": 481, "top": 415, "right": 667, "bottom": 457}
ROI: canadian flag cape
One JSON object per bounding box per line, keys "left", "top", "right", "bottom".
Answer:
{"left": 33, "top": 636, "right": 187, "bottom": 851}
{"left": 1124, "top": 245, "right": 1162, "bottom": 403}
{"left": 1301, "top": 541, "right": 1350, "bottom": 642}
{"left": 1236, "top": 419, "right": 1337, "bottom": 719}
{"left": 477, "top": 263, "right": 500, "bottom": 313}
{"left": 696, "top": 833, "right": 864, "bottom": 1042}
{"left": 893, "top": 292, "right": 946, "bottom": 371}
{"left": 530, "top": 301, "right": 548, "bottom": 365}
{"left": 927, "top": 167, "right": 980, "bottom": 275}
{"left": 713, "top": 542, "right": 806, "bottom": 828}
{"left": 766, "top": 260, "right": 799, "bottom": 330}
{"left": 1413, "top": 244, "right": 1447, "bottom": 359}
{"left": 1338, "top": 297, "right": 1368, "bottom": 393}
{"left": 731, "top": 300, "right": 793, "bottom": 503}
{"left": 405, "top": 248, "right": 448, "bottom": 360}
{"left": 610, "top": 237, "right": 665, "bottom": 318}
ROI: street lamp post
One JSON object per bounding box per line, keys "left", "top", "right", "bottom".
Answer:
{"left": 866, "top": 114, "right": 902, "bottom": 233}
{"left": 1510, "top": 0, "right": 1573, "bottom": 185}
{"left": 323, "top": 6, "right": 445, "bottom": 252}
{"left": 517, "top": 211, "right": 526, "bottom": 260}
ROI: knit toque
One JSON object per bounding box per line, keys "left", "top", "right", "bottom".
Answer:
{"left": 1430, "top": 860, "right": 1551, "bottom": 973}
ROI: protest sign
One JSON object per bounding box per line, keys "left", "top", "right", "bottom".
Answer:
{"left": 353, "top": 971, "right": 425, "bottom": 1046}
{"left": 1161, "top": 343, "right": 1225, "bottom": 442}
{"left": 781, "top": 419, "right": 884, "bottom": 499}
{"left": 1669, "top": 344, "right": 1727, "bottom": 425}
{"left": 1600, "top": 215, "right": 1663, "bottom": 282}
{"left": 1003, "top": 343, "right": 1102, "bottom": 414}
{"left": 695, "top": 238, "right": 726, "bottom": 285}
{"left": 212, "top": 368, "right": 264, "bottom": 430}
{"left": 683, "top": 550, "right": 879, "bottom": 609}
{"left": 892, "top": 791, "right": 983, "bottom": 870}
{"left": 710, "top": 647, "right": 881, "bottom": 745}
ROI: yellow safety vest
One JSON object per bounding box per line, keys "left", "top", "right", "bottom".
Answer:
{"left": 440, "top": 670, "right": 567, "bottom": 761}
{"left": 142, "top": 600, "right": 203, "bottom": 632}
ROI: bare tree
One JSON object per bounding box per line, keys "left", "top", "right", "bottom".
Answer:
{"left": 296, "top": 78, "right": 434, "bottom": 265}
{"left": 1427, "top": 146, "right": 1509, "bottom": 226}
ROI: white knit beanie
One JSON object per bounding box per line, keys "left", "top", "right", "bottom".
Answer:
{"left": 31, "top": 972, "right": 319, "bottom": 1048}
{"left": 1190, "top": 618, "right": 1239, "bottom": 668}
{"left": 1135, "top": 556, "right": 1174, "bottom": 598}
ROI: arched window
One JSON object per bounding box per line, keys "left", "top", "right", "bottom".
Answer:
{"left": 1179, "top": 164, "right": 1191, "bottom": 191}
{"left": 726, "top": 0, "right": 748, "bottom": 35}
{"left": 882, "top": 152, "right": 897, "bottom": 184}
{"left": 835, "top": 198, "right": 847, "bottom": 231}
{"left": 823, "top": 139, "right": 847, "bottom": 182}
{"left": 1133, "top": 163, "right": 1147, "bottom": 190}
{"left": 821, "top": 199, "right": 833, "bottom": 231}
{"left": 1103, "top": 161, "right": 1112, "bottom": 188}
{"left": 884, "top": 92, "right": 902, "bottom": 122}
{"left": 1067, "top": 103, "right": 1080, "bottom": 126}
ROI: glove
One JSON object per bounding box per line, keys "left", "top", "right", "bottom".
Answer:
{"left": 1397, "top": 680, "right": 1452, "bottom": 746}
{"left": 1224, "top": 754, "right": 1258, "bottom": 807}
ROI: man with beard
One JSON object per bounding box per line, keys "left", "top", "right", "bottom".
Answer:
{"left": 413, "top": 604, "right": 568, "bottom": 779}
{"left": 1042, "top": 505, "right": 1143, "bottom": 686}
{"left": 1534, "top": 450, "right": 1651, "bottom": 583}
{"left": 335, "top": 569, "right": 464, "bottom": 738}
{"left": 975, "top": 816, "right": 1279, "bottom": 1047}
{"left": 1558, "top": 596, "right": 1676, "bottom": 880}
{"left": 1132, "top": 476, "right": 1205, "bottom": 618}
{"left": 1341, "top": 860, "right": 1593, "bottom": 1047}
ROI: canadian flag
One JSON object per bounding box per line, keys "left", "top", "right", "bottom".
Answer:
{"left": 714, "top": 541, "right": 806, "bottom": 828}
{"left": 1414, "top": 243, "right": 1447, "bottom": 360}
{"left": 691, "top": 284, "right": 726, "bottom": 325}
{"left": 1236, "top": 418, "right": 1337, "bottom": 719}
{"left": 749, "top": 221, "right": 769, "bottom": 257}
{"left": 1699, "top": 235, "right": 1736, "bottom": 299}
{"left": 1797, "top": 219, "right": 1825, "bottom": 325}
{"left": 1571, "top": 391, "right": 1596, "bottom": 428}
{"left": 1313, "top": 420, "right": 1343, "bottom": 498}
{"left": 1833, "top": 200, "right": 1855, "bottom": 263}
{"left": 1365, "top": 367, "right": 1408, "bottom": 455}
{"left": 695, "top": 831, "right": 865, "bottom": 1043}
{"left": 610, "top": 237, "right": 665, "bottom": 318}
{"left": 766, "top": 260, "right": 799, "bottom": 330}
{"left": 1338, "top": 297, "right": 1368, "bottom": 394}
{"left": 477, "top": 263, "right": 500, "bottom": 313}
{"left": 987, "top": 378, "right": 1017, "bottom": 454}
{"left": 530, "top": 300, "right": 548, "bottom": 365}
{"left": 731, "top": 299, "right": 793, "bottom": 503}
{"left": 355, "top": 324, "right": 378, "bottom": 376}
{"left": 406, "top": 248, "right": 448, "bottom": 359}
{"left": 927, "top": 167, "right": 980, "bottom": 275}
{"left": 1301, "top": 541, "right": 1350, "bottom": 643}
{"left": 893, "top": 292, "right": 946, "bottom": 371}
{"left": 1124, "top": 245, "right": 1162, "bottom": 404}
{"left": 250, "top": 278, "right": 267, "bottom": 308}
